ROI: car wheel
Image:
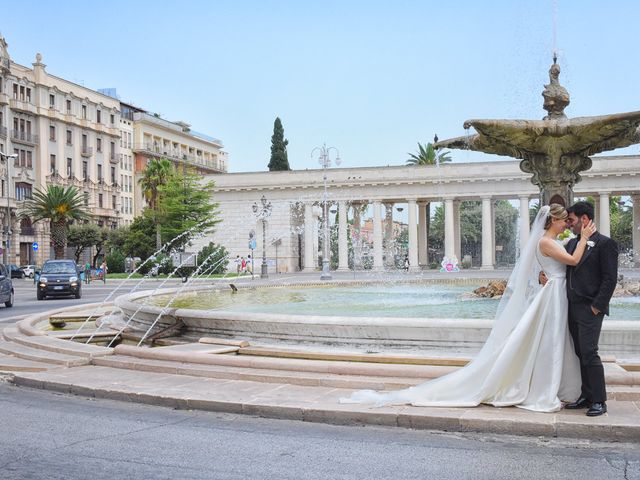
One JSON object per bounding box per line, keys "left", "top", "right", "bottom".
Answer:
{"left": 37, "top": 290, "right": 45, "bottom": 301}
{"left": 5, "top": 290, "right": 13, "bottom": 308}
{"left": 75, "top": 289, "right": 82, "bottom": 299}
{"left": 29, "top": 273, "right": 34, "bottom": 279}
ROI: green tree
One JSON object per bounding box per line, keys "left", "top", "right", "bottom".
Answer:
{"left": 19, "top": 185, "right": 90, "bottom": 259}
{"left": 156, "top": 168, "right": 220, "bottom": 250}
{"left": 92, "top": 228, "right": 110, "bottom": 267}
{"left": 138, "top": 157, "right": 173, "bottom": 248}
{"left": 67, "top": 223, "right": 102, "bottom": 263}
{"left": 197, "top": 242, "right": 229, "bottom": 275}
{"left": 123, "top": 216, "right": 156, "bottom": 261}
{"left": 268, "top": 117, "right": 290, "bottom": 171}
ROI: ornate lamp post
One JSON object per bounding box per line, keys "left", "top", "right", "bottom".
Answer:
{"left": 311, "top": 143, "right": 341, "bottom": 280}
{"left": 252, "top": 195, "right": 272, "bottom": 279}
{"left": 0, "top": 151, "right": 18, "bottom": 268}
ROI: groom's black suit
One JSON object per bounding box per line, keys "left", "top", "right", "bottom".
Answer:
{"left": 566, "top": 231, "right": 618, "bottom": 404}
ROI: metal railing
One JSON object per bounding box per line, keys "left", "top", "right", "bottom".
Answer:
{"left": 81, "top": 146, "right": 93, "bottom": 157}
{"left": 10, "top": 130, "right": 39, "bottom": 144}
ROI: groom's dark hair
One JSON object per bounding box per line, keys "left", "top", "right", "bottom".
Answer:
{"left": 567, "top": 201, "right": 594, "bottom": 220}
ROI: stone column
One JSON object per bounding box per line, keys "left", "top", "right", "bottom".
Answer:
{"left": 593, "top": 196, "right": 599, "bottom": 227}
{"left": 351, "top": 202, "right": 363, "bottom": 270}
{"left": 633, "top": 195, "right": 640, "bottom": 267}
{"left": 383, "top": 202, "right": 394, "bottom": 267}
{"left": 481, "top": 197, "right": 494, "bottom": 270}
{"left": 453, "top": 200, "right": 461, "bottom": 261}
{"left": 337, "top": 200, "right": 349, "bottom": 271}
{"left": 407, "top": 199, "right": 419, "bottom": 272}
{"left": 303, "top": 202, "right": 315, "bottom": 272}
{"left": 519, "top": 196, "right": 530, "bottom": 254}
{"left": 599, "top": 193, "right": 611, "bottom": 237}
{"left": 373, "top": 201, "right": 384, "bottom": 270}
{"left": 417, "top": 202, "right": 428, "bottom": 267}
{"left": 444, "top": 198, "right": 455, "bottom": 260}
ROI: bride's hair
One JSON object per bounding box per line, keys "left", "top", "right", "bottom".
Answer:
{"left": 543, "top": 203, "right": 568, "bottom": 229}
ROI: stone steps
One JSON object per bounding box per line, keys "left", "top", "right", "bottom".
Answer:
{"left": 92, "top": 354, "right": 426, "bottom": 390}
{"left": 0, "top": 352, "right": 53, "bottom": 372}
{"left": 3, "top": 326, "right": 113, "bottom": 359}
{"left": 0, "top": 339, "right": 90, "bottom": 367}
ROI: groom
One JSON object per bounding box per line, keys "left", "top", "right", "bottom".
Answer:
{"left": 564, "top": 201, "right": 618, "bottom": 417}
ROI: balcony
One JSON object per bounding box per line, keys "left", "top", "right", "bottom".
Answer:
{"left": 0, "top": 92, "right": 8, "bottom": 105}
{"left": 10, "top": 130, "right": 39, "bottom": 145}
{"left": 109, "top": 151, "right": 118, "bottom": 164}
{"left": 132, "top": 142, "right": 226, "bottom": 174}
{"left": 81, "top": 146, "right": 93, "bottom": 157}
{"left": 9, "top": 98, "right": 37, "bottom": 114}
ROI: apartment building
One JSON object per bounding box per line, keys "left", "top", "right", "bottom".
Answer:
{"left": 0, "top": 36, "right": 121, "bottom": 266}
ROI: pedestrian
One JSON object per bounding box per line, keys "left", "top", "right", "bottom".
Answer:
{"left": 241, "top": 256, "right": 247, "bottom": 274}
{"left": 84, "top": 261, "right": 91, "bottom": 284}
{"left": 100, "top": 260, "right": 108, "bottom": 284}
{"left": 403, "top": 255, "right": 410, "bottom": 272}
{"left": 235, "top": 255, "right": 241, "bottom": 275}
{"left": 246, "top": 254, "right": 253, "bottom": 276}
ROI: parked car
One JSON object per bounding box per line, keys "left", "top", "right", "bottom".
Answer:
{"left": 37, "top": 259, "right": 82, "bottom": 300}
{"left": 0, "top": 264, "right": 14, "bottom": 308}
{"left": 21, "top": 264, "right": 36, "bottom": 278}
{"left": 9, "top": 264, "right": 25, "bottom": 279}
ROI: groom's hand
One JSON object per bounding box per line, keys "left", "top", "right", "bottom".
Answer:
{"left": 591, "top": 306, "right": 601, "bottom": 315}
{"left": 538, "top": 271, "right": 548, "bottom": 286}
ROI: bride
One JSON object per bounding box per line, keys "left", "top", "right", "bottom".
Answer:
{"left": 341, "top": 204, "right": 596, "bottom": 412}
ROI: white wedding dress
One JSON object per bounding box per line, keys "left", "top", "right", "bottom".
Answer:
{"left": 342, "top": 209, "right": 581, "bottom": 412}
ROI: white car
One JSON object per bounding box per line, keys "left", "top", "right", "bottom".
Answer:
{"left": 21, "top": 265, "right": 36, "bottom": 278}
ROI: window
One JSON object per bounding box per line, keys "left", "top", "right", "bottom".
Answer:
{"left": 83, "top": 191, "right": 89, "bottom": 206}
{"left": 66, "top": 130, "right": 72, "bottom": 145}
{"left": 49, "top": 125, "right": 56, "bottom": 141}
{"left": 97, "top": 164, "right": 103, "bottom": 182}
{"left": 49, "top": 94, "right": 55, "bottom": 108}
{"left": 66, "top": 158, "right": 73, "bottom": 177}
{"left": 12, "top": 84, "right": 18, "bottom": 99}
{"left": 27, "top": 151, "right": 32, "bottom": 168}
{"left": 82, "top": 161, "right": 88, "bottom": 181}
{"left": 66, "top": 99, "right": 72, "bottom": 113}
{"left": 82, "top": 134, "right": 88, "bottom": 148}
{"left": 110, "top": 114, "right": 115, "bottom": 124}
{"left": 96, "top": 110, "right": 101, "bottom": 124}
{"left": 112, "top": 195, "right": 116, "bottom": 210}
{"left": 110, "top": 141, "right": 115, "bottom": 157}
{"left": 98, "top": 193, "right": 103, "bottom": 208}
{"left": 96, "top": 138, "right": 102, "bottom": 152}
{"left": 19, "top": 85, "right": 25, "bottom": 101}
{"left": 50, "top": 154, "right": 56, "bottom": 173}
{"left": 82, "top": 105, "right": 87, "bottom": 119}
{"left": 110, "top": 166, "right": 116, "bottom": 184}
{"left": 15, "top": 182, "right": 33, "bottom": 201}
{"left": 26, "top": 88, "right": 31, "bottom": 103}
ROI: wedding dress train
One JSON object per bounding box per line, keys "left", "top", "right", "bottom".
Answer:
{"left": 341, "top": 212, "right": 581, "bottom": 412}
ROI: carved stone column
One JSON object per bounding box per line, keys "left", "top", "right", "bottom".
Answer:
{"left": 453, "top": 200, "right": 461, "bottom": 261}
{"left": 407, "top": 199, "right": 418, "bottom": 272}
{"left": 383, "top": 202, "right": 394, "bottom": 267}
{"left": 337, "top": 200, "right": 349, "bottom": 271}
{"left": 633, "top": 194, "right": 640, "bottom": 267}
{"left": 519, "top": 196, "right": 530, "bottom": 253}
{"left": 444, "top": 198, "right": 455, "bottom": 260}
{"left": 303, "top": 202, "right": 315, "bottom": 272}
{"left": 599, "top": 193, "right": 611, "bottom": 237}
{"left": 481, "top": 197, "right": 494, "bottom": 270}
{"left": 373, "top": 201, "right": 384, "bottom": 270}
{"left": 417, "top": 202, "right": 428, "bottom": 267}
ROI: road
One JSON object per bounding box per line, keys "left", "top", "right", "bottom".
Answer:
{"left": 0, "top": 382, "right": 638, "bottom": 480}
{"left": 0, "top": 277, "right": 188, "bottom": 320}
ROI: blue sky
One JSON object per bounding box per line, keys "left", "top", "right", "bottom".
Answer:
{"left": 2, "top": 0, "right": 639, "bottom": 172}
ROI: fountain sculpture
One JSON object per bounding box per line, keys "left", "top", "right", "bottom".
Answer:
{"left": 435, "top": 56, "right": 640, "bottom": 205}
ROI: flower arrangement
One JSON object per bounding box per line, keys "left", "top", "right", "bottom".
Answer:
{"left": 557, "top": 228, "right": 576, "bottom": 246}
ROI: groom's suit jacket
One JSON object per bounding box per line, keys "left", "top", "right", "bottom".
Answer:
{"left": 566, "top": 231, "right": 618, "bottom": 315}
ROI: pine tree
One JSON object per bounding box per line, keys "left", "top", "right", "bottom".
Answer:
{"left": 268, "top": 117, "right": 291, "bottom": 171}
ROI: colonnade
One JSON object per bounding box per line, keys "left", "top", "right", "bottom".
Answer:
{"left": 300, "top": 193, "right": 634, "bottom": 271}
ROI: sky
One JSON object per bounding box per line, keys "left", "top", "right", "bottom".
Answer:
{"left": 2, "top": 0, "right": 640, "bottom": 173}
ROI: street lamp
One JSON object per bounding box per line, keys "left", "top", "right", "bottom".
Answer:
{"left": 311, "top": 143, "right": 341, "bottom": 280}
{"left": 0, "top": 151, "right": 18, "bottom": 269}
{"left": 252, "top": 195, "right": 272, "bottom": 278}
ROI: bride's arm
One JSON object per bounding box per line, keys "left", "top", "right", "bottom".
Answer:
{"left": 539, "top": 221, "right": 596, "bottom": 266}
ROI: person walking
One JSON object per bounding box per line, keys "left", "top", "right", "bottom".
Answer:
{"left": 84, "top": 261, "right": 91, "bottom": 284}
{"left": 100, "top": 260, "right": 108, "bottom": 284}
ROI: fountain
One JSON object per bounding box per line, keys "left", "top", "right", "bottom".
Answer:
{"left": 434, "top": 56, "right": 640, "bottom": 206}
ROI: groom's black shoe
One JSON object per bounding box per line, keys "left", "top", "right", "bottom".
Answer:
{"left": 586, "top": 402, "right": 607, "bottom": 417}
{"left": 565, "top": 397, "right": 591, "bottom": 409}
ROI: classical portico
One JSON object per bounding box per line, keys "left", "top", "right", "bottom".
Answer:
{"left": 199, "top": 155, "right": 640, "bottom": 273}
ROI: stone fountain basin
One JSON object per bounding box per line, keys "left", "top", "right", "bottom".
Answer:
{"left": 114, "top": 285, "right": 640, "bottom": 355}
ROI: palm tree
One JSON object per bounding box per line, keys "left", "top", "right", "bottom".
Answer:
{"left": 138, "top": 158, "right": 173, "bottom": 248}
{"left": 406, "top": 142, "right": 452, "bottom": 166}
{"left": 20, "top": 185, "right": 90, "bottom": 259}
{"left": 406, "top": 142, "right": 453, "bottom": 264}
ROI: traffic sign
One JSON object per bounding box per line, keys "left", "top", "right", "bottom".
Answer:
{"left": 32, "top": 242, "right": 39, "bottom": 251}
